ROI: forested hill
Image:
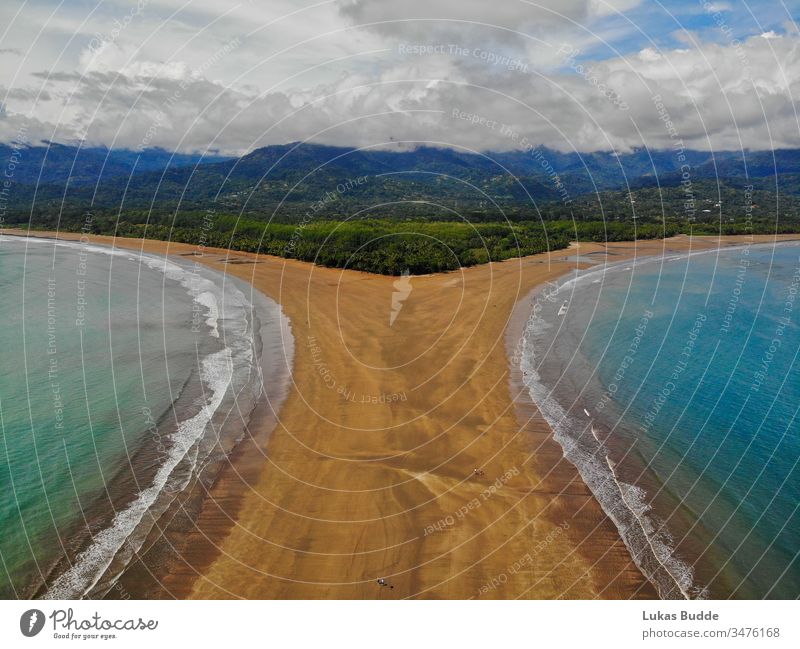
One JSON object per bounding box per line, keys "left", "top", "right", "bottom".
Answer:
{"left": 3, "top": 141, "right": 800, "bottom": 274}
{"left": 3, "top": 141, "right": 800, "bottom": 223}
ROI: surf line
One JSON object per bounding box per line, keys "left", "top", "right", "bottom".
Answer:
{"left": 583, "top": 404, "right": 692, "bottom": 599}
{"left": 605, "top": 455, "right": 693, "bottom": 600}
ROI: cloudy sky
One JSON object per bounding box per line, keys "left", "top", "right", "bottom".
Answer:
{"left": 0, "top": 0, "right": 798, "bottom": 154}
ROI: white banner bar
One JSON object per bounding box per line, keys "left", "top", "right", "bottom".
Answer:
{"left": 1, "top": 600, "right": 797, "bottom": 648}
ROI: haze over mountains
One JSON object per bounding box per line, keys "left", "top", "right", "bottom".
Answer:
{"left": 3, "top": 141, "right": 800, "bottom": 225}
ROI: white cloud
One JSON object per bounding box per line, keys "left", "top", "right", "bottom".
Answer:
{"left": 589, "top": 0, "right": 643, "bottom": 18}
{"left": 0, "top": 1, "right": 797, "bottom": 155}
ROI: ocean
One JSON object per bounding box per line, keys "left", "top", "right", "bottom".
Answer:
{"left": 0, "top": 235, "right": 290, "bottom": 599}
{"left": 522, "top": 241, "right": 800, "bottom": 599}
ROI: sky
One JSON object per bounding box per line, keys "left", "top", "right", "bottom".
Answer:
{"left": 0, "top": 0, "right": 798, "bottom": 154}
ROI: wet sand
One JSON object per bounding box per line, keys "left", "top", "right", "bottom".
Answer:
{"left": 8, "top": 229, "right": 794, "bottom": 599}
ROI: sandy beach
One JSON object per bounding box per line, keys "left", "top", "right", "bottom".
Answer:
{"left": 7, "top": 229, "right": 794, "bottom": 599}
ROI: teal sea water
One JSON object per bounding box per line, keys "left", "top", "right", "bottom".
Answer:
{"left": 0, "top": 235, "right": 285, "bottom": 599}
{"left": 522, "top": 241, "right": 800, "bottom": 599}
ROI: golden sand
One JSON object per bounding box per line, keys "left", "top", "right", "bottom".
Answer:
{"left": 8, "top": 230, "right": 794, "bottom": 599}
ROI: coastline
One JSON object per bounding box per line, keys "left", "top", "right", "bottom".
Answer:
{"left": 514, "top": 251, "right": 699, "bottom": 600}
{"left": 0, "top": 234, "right": 293, "bottom": 599}
{"left": 505, "top": 283, "right": 660, "bottom": 598}
{"left": 521, "top": 239, "right": 800, "bottom": 599}
{"left": 6, "top": 229, "right": 796, "bottom": 599}
{"left": 106, "top": 270, "right": 294, "bottom": 599}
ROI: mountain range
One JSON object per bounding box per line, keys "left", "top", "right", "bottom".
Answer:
{"left": 3, "top": 141, "right": 800, "bottom": 225}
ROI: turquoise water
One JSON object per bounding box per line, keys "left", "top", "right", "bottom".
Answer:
{"left": 523, "top": 242, "right": 800, "bottom": 599}
{"left": 0, "top": 236, "right": 267, "bottom": 599}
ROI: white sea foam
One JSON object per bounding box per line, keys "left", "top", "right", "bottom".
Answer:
{"left": 42, "top": 347, "right": 234, "bottom": 599}
{"left": 0, "top": 236, "right": 263, "bottom": 599}
{"left": 520, "top": 283, "right": 707, "bottom": 600}
{"left": 0, "top": 236, "right": 231, "bottom": 343}
{"left": 194, "top": 291, "right": 220, "bottom": 337}
{"left": 518, "top": 240, "right": 800, "bottom": 599}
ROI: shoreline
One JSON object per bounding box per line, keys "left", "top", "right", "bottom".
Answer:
{"left": 514, "top": 253, "right": 696, "bottom": 600}
{"left": 106, "top": 272, "right": 294, "bottom": 599}
{"left": 526, "top": 239, "right": 800, "bottom": 599}
{"left": 5, "top": 228, "right": 796, "bottom": 599}
{"left": 0, "top": 234, "right": 293, "bottom": 599}
{"left": 504, "top": 284, "right": 660, "bottom": 598}
{"left": 515, "top": 238, "right": 800, "bottom": 599}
